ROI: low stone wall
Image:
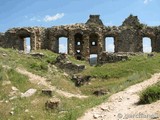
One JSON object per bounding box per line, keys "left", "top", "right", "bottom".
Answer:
{"left": 55, "top": 53, "right": 85, "bottom": 74}
{"left": 98, "top": 52, "right": 129, "bottom": 64}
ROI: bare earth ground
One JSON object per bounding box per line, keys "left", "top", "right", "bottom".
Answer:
{"left": 78, "top": 73, "right": 160, "bottom": 120}
{"left": 16, "top": 67, "right": 87, "bottom": 98}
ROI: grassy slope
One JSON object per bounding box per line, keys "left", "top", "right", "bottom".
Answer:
{"left": 0, "top": 48, "right": 160, "bottom": 120}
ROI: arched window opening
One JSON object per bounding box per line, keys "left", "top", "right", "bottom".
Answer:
{"left": 89, "top": 33, "right": 99, "bottom": 54}
{"left": 75, "top": 33, "right": 83, "bottom": 46}
{"left": 90, "top": 34, "right": 98, "bottom": 47}
{"left": 74, "top": 33, "right": 83, "bottom": 60}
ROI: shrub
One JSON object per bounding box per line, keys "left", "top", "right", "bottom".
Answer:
{"left": 30, "top": 62, "right": 48, "bottom": 71}
{"left": 139, "top": 83, "right": 160, "bottom": 104}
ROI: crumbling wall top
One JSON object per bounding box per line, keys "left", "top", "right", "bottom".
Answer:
{"left": 86, "top": 15, "right": 104, "bottom": 26}
{"left": 122, "top": 14, "right": 143, "bottom": 28}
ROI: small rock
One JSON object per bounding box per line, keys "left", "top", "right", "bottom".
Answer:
{"left": 72, "top": 75, "right": 91, "bottom": 87}
{"left": 10, "top": 111, "right": 14, "bottom": 115}
{"left": 147, "top": 53, "right": 154, "bottom": 58}
{"left": 9, "top": 96, "right": 17, "bottom": 100}
{"left": 2, "top": 53, "right": 7, "bottom": 56}
{"left": 101, "top": 107, "right": 110, "bottom": 112}
{"left": 42, "top": 89, "right": 53, "bottom": 96}
{"left": 93, "top": 114, "right": 101, "bottom": 119}
{"left": 93, "top": 89, "right": 109, "bottom": 96}
{"left": 25, "top": 109, "right": 29, "bottom": 113}
{"left": 21, "top": 89, "right": 37, "bottom": 98}
{"left": 45, "top": 98, "right": 60, "bottom": 109}
{"left": 30, "top": 53, "right": 44, "bottom": 57}
{"left": 12, "top": 86, "right": 18, "bottom": 91}
{"left": 63, "top": 72, "right": 69, "bottom": 77}
{"left": 118, "top": 97, "right": 123, "bottom": 102}
{"left": 30, "top": 115, "right": 34, "bottom": 119}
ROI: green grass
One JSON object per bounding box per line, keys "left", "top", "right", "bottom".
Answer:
{"left": 0, "top": 48, "right": 80, "bottom": 93}
{"left": 82, "top": 54, "right": 160, "bottom": 79}
{"left": 0, "top": 65, "right": 34, "bottom": 99}
{"left": 139, "top": 82, "right": 160, "bottom": 104}
{"left": 1, "top": 47, "right": 160, "bottom": 120}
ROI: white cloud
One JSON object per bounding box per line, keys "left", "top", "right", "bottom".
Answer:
{"left": 144, "top": 0, "right": 152, "bottom": 4}
{"left": 29, "top": 13, "right": 64, "bottom": 22}
{"left": 30, "top": 17, "right": 41, "bottom": 22}
{"left": 43, "top": 13, "right": 64, "bottom": 22}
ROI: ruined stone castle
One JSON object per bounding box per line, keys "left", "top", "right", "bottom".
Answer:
{"left": 0, "top": 15, "right": 160, "bottom": 60}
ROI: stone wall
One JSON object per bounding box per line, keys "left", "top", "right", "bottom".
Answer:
{"left": 98, "top": 52, "right": 129, "bottom": 64}
{"left": 0, "top": 33, "right": 5, "bottom": 47}
{"left": 4, "top": 27, "right": 46, "bottom": 51}
{"left": 0, "top": 14, "right": 160, "bottom": 61}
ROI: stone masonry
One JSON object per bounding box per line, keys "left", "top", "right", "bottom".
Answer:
{"left": 0, "top": 14, "right": 160, "bottom": 60}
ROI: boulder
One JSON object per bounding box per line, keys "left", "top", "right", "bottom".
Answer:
{"left": 30, "top": 53, "right": 44, "bottom": 58}
{"left": 42, "top": 89, "right": 53, "bottom": 96}
{"left": 72, "top": 75, "right": 91, "bottom": 87}
{"left": 93, "top": 89, "right": 109, "bottom": 96}
{"left": 98, "top": 52, "right": 129, "bottom": 64}
{"left": 21, "top": 89, "right": 37, "bottom": 98}
{"left": 45, "top": 98, "right": 60, "bottom": 109}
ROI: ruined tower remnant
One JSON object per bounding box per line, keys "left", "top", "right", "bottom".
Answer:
{"left": 0, "top": 14, "right": 160, "bottom": 60}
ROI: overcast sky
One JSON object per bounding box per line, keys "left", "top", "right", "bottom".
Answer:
{"left": 0, "top": 0, "right": 158, "bottom": 53}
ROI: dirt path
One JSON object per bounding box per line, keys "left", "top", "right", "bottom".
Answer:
{"left": 16, "top": 68, "right": 87, "bottom": 99}
{"left": 78, "top": 73, "right": 160, "bottom": 120}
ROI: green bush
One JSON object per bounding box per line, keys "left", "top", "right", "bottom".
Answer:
{"left": 139, "top": 83, "right": 160, "bottom": 104}
{"left": 30, "top": 62, "right": 48, "bottom": 71}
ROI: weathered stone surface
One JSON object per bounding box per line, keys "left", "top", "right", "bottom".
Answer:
{"left": 98, "top": 52, "right": 128, "bottom": 64}
{"left": 42, "top": 89, "right": 53, "bottom": 96}
{"left": 86, "top": 15, "right": 104, "bottom": 26}
{"left": 0, "top": 14, "right": 160, "bottom": 63}
{"left": 55, "top": 53, "right": 85, "bottom": 74}
{"left": 0, "top": 33, "right": 5, "bottom": 47}
{"left": 45, "top": 98, "right": 60, "bottom": 109}
{"left": 30, "top": 52, "right": 44, "bottom": 57}
{"left": 72, "top": 75, "right": 91, "bottom": 87}
{"left": 93, "top": 89, "right": 109, "bottom": 96}
{"left": 21, "top": 88, "right": 37, "bottom": 98}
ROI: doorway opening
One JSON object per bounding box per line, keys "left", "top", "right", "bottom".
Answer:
{"left": 142, "top": 37, "right": 152, "bottom": 53}
{"left": 58, "top": 37, "right": 68, "bottom": 54}
{"left": 105, "top": 37, "right": 115, "bottom": 52}
{"left": 25, "top": 37, "right": 31, "bottom": 53}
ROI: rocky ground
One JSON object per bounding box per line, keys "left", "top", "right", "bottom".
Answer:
{"left": 78, "top": 73, "right": 160, "bottom": 120}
